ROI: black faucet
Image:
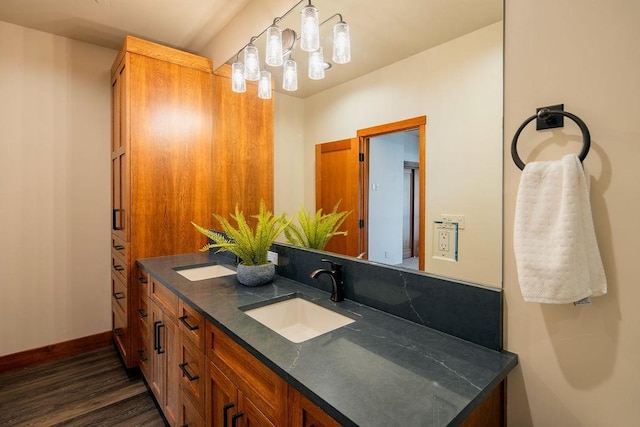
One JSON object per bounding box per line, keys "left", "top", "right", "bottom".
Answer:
{"left": 310, "top": 259, "right": 344, "bottom": 302}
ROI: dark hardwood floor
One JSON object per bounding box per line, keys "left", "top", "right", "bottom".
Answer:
{"left": 0, "top": 346, "right": 167, "bottom": 426}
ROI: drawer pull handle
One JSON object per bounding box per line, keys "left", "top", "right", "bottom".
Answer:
{"left": 179, "top": 315, "right": 199, "bottom": 331}
{"left": 154, "top": 321, "right": 161, "bottom": 352}
{"left": 157, "top": 323, "right": 165, "bottom": 354}
{"left": 113, "top": 327, "right": 124, "bottom": 337}
{"left": 113, "top": 292, "right": 125, "bottom": 300}
{"left": 178, "top": 362, "right": 200, "bottom": 382}
{"left": 231, "top": 412, "right": 244, "bottom": 427}
{"left": 114, "top": 265, "right": 125, "bottom": 271}
{"left": 137, "top": 308, "right": 148, "bottom": 318}
{"left": 223, "top": 403, "right": 235, "bottom": 426}
{"left": 139, "top": 276, "right": 148, "bottom": 284}
{"left": 137, "top": 349, "right": 148, "bottom": 362}
{"left": 112, "top": 208, "right": 124, "bottom": 231}
{"left": 114, "top": 244, "right": 125, "bottom": 250}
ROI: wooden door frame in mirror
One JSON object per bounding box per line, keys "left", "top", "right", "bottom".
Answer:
{"left": 357, "top": 116, "right": 427, "bottom": 271}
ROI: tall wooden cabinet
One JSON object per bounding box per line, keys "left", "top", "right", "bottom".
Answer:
{"left": 110, "top": 36, "right": 215, "bottom": 368}
{"left": 110, "top": 36, "right": 275, "bottom": 371}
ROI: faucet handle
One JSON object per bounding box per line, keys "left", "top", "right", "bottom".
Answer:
{"left": 320, "top": 258, "right": 342, "bottom": 271}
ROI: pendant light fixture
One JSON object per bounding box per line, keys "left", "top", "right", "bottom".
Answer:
{"left": 300, "top": 1, "right": 319, "bottom": 52}
{"left": 283, "top": 58, "right": 298, "bottom": 91}
{"left": 231, "top": 61, "right": 246, "bottom": 93}
{"left": 227, "top": 0, "right": 351, "bottom": 98}
{"left": 332, "top": 17, "right": 351, "bottom": 64}
{"left": 258, "top": 70, "right": 272, "bottom": 99}
{"left": 265, "top": 24, "right": 283, "bottom": 67}
{"left": 243, "top": 39, "right": 260, "bottom": 81}
{"left": 308, "top": 47, "right": 325, "bottom": 80}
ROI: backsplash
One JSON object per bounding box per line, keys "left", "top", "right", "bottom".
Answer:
{"left": 270, "top": 243, "right": 504, "bottom": 351}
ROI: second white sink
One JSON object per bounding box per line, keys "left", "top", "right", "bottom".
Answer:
{"left": 244, "top": 297, "right": 355, "bottom": 343}
{"left": 174, "top": 264, "right": 236, "bottom": 281}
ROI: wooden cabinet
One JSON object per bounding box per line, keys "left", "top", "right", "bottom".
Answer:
{"left": 147, "top": 279, "right": 180, "bottom": 426}
{"left": 205, "top": 321, "right": 288, "bottom": 426}
{"left": 289, "top": 387, "right": 341, "bottom": 427}
{"left": 110, "top": 36, "right": 275, "bottom": 369}
{"left": 109, "top": 35, "right": 216, "bottom": 368}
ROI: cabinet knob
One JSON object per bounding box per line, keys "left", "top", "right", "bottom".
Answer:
{"left": 113, "top": 292, "right": 125, "bottom": 300}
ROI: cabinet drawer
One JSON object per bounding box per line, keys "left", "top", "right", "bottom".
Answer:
{"left": 136, "top": 267, "right": 150, "bottom": 297}
{"left": 112, "top": 308, "right": 129, "bottom": 362}
{"left": 179, "top": 300, "right": 204, "bottom": 350}
{"left": 150, "top": 277, "right": 178, "bottom": 317}
{"left": 289, "top": 386, "right": 341, "bottom": 427}
{"left": 111, "top": 273, "right": 128, "bottom": 318}
{"left": 206, "top": 322, "right": 287, "bottom": 425}
{"left": 111, "top": 235, "right": 128, "bottom": 264}
{"left": 180, "top": 390, "right": 205, "bottom": 427}
{"left": 111, "top": 253, "right": 128, "bottom": 284}
{"left": 137, "top": 323, "right": 151, "bottom": 378}
{"left": 137, "top": 293, "right": 150, "bottom": 331}
{"left": 179, "top": 334, "right": 206, "bottom": 417}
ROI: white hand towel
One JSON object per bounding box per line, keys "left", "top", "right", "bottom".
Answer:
{"left": 514, "top": 154, "right": 607, "bottom": 303}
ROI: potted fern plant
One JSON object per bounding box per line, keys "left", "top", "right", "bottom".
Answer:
{"left": 284, "top": 203, "right": 352, "bottom": 250}
{"left": 191, "top": 201, "right": 290, "bottom": 287}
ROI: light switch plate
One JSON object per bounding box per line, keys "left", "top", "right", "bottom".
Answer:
{"left": 441, "top": 214, "right": 465, "bottom": 229}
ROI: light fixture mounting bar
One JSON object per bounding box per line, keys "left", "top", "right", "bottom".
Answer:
{"left": 230, "top": 0, "right": 306, "bottom": 62}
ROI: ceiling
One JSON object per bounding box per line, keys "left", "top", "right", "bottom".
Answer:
{"left": 0, "top": 0, "right": 502, "bottom": 98}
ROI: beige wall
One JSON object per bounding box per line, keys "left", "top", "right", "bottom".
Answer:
{"left": 296, "top": 22, "right": 503, "bottom": 286}
{"left": 504, "top": 0, "right": 640, "bottom": 425}
{"left": 0, "top": 21, "right": 115, "bottom": 356}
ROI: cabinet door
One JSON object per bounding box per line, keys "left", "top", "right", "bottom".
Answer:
{"left": 111, "top": 61, "right": 127, "bottom": 241}
{"left": 149, "top": 300, "right": 179, "bottom": 426}
{"left": 205, "top": 360, "right": 238, "bottom": 427}
{"left": 149, "top": 300, "right": 165, "bottom": 399}
{"left": 237, "top": 391, "right": 275, "bottom": 427}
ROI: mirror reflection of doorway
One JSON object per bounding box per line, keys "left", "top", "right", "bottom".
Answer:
{"left": 367, "top": 131, "right": 420, "bottom": 269}
{"left": 357, "top": 116, "right": 426, "bottom": 271}
{"left": 314, "top": 116, "right": 425, "bottom": 270}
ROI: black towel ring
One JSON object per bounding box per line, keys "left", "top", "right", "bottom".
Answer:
{"left": 511, "top": 108, "right": 591, "bottom": 170}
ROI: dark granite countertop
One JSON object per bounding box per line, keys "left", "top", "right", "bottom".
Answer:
{"left": 138, "top": 252, "right": 517, "bottom": 427}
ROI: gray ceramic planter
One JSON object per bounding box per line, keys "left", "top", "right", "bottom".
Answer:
{"left": 236, "top": 262, "right": 275, "bottom": 287}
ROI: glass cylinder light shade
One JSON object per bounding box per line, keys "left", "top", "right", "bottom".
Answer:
{"left": 231, "top": 62, "right": 246, "bottom": 93}
{"left": 243, "top": 43, "right": 260, "bottom": 81}
{"left": 300, "top": 4, "right": 319, "bottom": 52}
{"left": 332, "top": 21, "right": 351, "bottom": 64}
{"left": 265, "top": 25, "right": 283, "bottom": 67}
{"left": 282, "top": 59, "right": 298, "bottom": 91}
{"left": 308, "top": 47, "right": 325, "bottom": 80}
{"left": 258, "top": 70, "right": 272, "bottom": 99}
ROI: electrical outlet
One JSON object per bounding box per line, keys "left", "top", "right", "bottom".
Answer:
{"left": 432, "top": 221, "right": 458, "bottom": 262}
{"left": 267, "top": 250, "right": 279, "bottom": 266}
{"left": 439, "top": 230, "right": 450, "bottom": 251}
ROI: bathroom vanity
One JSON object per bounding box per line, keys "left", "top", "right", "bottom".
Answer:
{"left": 136, "top": 250, "right": 517, "bottom": 426}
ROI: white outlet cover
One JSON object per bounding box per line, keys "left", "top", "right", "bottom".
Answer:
{"left": 432, "top": 221, "right": 458, "bottom": 262}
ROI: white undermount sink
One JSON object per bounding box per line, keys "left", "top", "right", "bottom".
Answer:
{"left": 174, "top": 263, "right": 236, "bottom": 281}
{"left": 243, "top": 296, "right": 355, "bottom": 343}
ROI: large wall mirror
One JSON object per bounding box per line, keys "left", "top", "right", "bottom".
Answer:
{"left": 220, "top": 0, "right": 503, "bottom": 288}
